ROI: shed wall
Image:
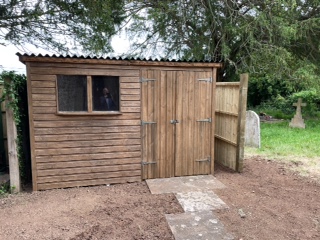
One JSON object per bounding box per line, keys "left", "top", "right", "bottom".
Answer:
{"left": 27, "top": 62, "right": 142, "bottom": 190}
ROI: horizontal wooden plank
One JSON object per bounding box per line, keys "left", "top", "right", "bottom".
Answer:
{"left": 35, "top": 138, "right": 140, "bottom": 149}
{"left": 121, "top": 101, "right": 140, "bottom": 107}
{"left": 35, "top": 144, "right": 141, "bottom": 156}
{"left": 34, "top": 119, "right": 140, "bottom": 128}
{"left": 33, "top": 107, "right": 56, "bottom": 114}
{"left": 216, "top": 82, "right": 240, "bottom": 86}
{"left": 121, "top": 95, "right": 140, "bottom": 101}
{"left": 34, "top": 126, "right": 140, "bottom": 135}
{"left": 31, "top": 81, "right": 56, "bottom": 88}
{"left": 30, "top": 67, "right": 140, "bottom": 77}
{"left": 36, "top": 151, "right": 141, "bottom": 163}
{"left": 30, "top": 62, "right": 140, "bottom": 70}
{"left": 121, "top": 107, "right": 140, "bottom": 113}
{"left": 215, "top": 110, "right": 238, "bottom": 117}
{"left": 32, "top": 94, "right": 56, "bottom": 101}
{"left": 37, "top": 176, "right": 141, "bottom": 190}
{"left": 30, "top": 74, "right": 56, "bottom": 81}
{"left": 215, "top": 134, "right": 238, "bottom": 146}
{"left": 37, "top": 169, "right": 141, "bottom": 183}
{"left": 37, "top": 163, "right": 141, "bottom": 177}
{"left": 120, "top": 83, "right": 140, "bottom": 89}
{"left": 37, "top": 157, "right": 141, "bottom": 170}
{"left": 32, "top": 88, "right": 56, "bottom": 94}
{"left": 33, "top": 101, "right": 56, "bottom": 107}
{"left": 33, "top": 112, "right": 141, "bottom": 121}
{"left": 121, "top": 77, "right": 140, "bottom": 83}
{"left": 121, "top": 88, "right": 140, "bottom": 95}
{"left": 35, "top": 132, "right": 140, "bottom": 142}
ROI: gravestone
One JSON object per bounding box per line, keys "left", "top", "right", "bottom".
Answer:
{"left": 289, "top": 98, "right": 306, "bottom": 129}
{"left": 245, "top": 110, "right": 261, "bottom": 148}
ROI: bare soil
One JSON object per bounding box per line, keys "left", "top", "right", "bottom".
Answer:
{"left": 0, "top": 156, "right": 319, "bottom": 240}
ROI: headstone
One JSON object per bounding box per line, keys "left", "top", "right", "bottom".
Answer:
{"left": 289, "top": 98, "right": 306, "bottom": 129}
{"left": 245, "top": 110, "right": 261, "bottom": 148}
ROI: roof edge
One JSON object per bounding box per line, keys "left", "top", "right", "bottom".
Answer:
{"left": 16, "top": 53, "right": 223, "bottom": 68}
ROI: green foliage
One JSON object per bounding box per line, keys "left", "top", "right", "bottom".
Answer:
{"left": 0, "top": 0, "right": 126, "bottom": 53}
{"left": 0, "top": 182, "right": 10, "bottom": 198}
{"left": 0, "top": 71, "right": 28, "bottom": 182}
{"left": 126, "top": 0, "right": 320, "bottom": 82}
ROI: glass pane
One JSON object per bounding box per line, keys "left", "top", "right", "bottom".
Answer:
{"left": 57, "top": 75, "right": 87, "bottom": 112}
{"left": 92, "top": 76, "right": 120, "bottom": 111}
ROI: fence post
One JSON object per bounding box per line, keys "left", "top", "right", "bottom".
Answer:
{"left": 236, "top": 73, "right": 249, "bottom": 172}
{"left": 5, "top": 77, "right": 21, "bottom": 193}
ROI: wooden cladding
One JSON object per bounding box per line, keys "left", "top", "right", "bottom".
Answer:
{"left": 214, "top": 74, "right": 248, "bottom": 172}
{"left": 26, "top": 62, "right": 141, "bottom": 190}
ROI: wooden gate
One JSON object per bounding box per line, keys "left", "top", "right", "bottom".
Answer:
{"left": 141, "top": 69, "right": 214, "bottom": 179}
{"left": 214, "top": 74, "right": 248, "bottom": 172}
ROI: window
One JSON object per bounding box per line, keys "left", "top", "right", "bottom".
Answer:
{"left": 57, "top": 75, "right": 120, "bottom": 114}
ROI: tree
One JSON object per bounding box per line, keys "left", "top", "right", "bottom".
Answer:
{"left": 0, "top": 0, "right": 125, "bottom": 53}
{"left": 124, "top": 0, "right": 320, "bottom": 82}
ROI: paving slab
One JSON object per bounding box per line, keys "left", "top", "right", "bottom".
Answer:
{"left": 146, "top": 175, "right": 226, "bottom": 194}
{"left": 175, "top": 191, "right": 228, "bottom": 212}
{"left": 166, "top": 211, "right": 234, "bottom": 240}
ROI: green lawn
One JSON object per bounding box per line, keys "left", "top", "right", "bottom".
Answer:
{"left": 246, "top": 119, "right": 320, "bottom": 179}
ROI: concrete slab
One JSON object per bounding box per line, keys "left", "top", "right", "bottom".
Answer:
{"left": 146, "top": 175, "right": 226, "bottom": 194}
{"left": 166, "top": 211, "right": 234, "bottom": 240}
{"left": 175, "top": 191, "right": 228, "bottom": 212}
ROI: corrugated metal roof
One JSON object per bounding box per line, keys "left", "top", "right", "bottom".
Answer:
{"left": 16, "top": 52, "right": 217, "bottom": 63}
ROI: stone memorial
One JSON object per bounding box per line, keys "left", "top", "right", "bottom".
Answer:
{"left": 289, "top": 98, "right": 306, "bottom": 129}
{"left": 245, "top": 110, "right": 261, "bottom": 148}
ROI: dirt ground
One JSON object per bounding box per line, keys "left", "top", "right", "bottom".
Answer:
{"left": 0, "top": 156, "right": 319, "bottom": 240}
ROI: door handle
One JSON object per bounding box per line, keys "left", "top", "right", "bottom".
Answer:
{"left": 170, "top": 119, "right": 179, "bottom": 124}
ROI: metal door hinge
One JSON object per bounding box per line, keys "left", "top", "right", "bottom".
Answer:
{"left": 170, "top": 119, "right": 179, "bottom": 124}
{"left": 141, "top": 120, "right": 156, "bottom": 126}
{"left": 140, "top": 77, "right": 156, "bottom": 83}
{"left": 195, "top": 156, "right": 211, "bottom": 162}
{"left": 197, "top": 77, "right": 212, "bottom": 83}
{"left": 196, "top": 118, "right": 212, "bottom": 123}
{"left": 141, "top": 161, "right": 157, "bottom": 166}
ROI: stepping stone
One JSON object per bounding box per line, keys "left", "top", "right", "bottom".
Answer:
{"left": 175, "top": 191, "right": 228, "bottom": 212}
{"left": 166, "top": 211, "right": 234, "bottom": 240}
{"left": 146, "top": 175, "right": 226, "bottom": 194}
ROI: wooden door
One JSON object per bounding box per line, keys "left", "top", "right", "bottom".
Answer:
{"left": 141, "top": 70, "right": 213, "bottom": 179}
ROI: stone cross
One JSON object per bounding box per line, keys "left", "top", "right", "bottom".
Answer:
{"left": 289, "top": 98, "right": 306, "bottom": 128}
{"left": 293, "top": 98, "right": 306, "bottom": 118}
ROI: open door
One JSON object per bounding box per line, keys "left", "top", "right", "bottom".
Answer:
{"left": 214, "top": 74, "right": 248, "bottom": 172}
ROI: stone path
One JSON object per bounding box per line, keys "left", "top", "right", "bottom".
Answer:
{"left": 146, "top": 175, "right": 234, "bottom": 240}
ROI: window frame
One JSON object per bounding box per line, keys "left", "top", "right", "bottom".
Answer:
{"left": 56, "top": 75, "right": 122, "bottom": 115}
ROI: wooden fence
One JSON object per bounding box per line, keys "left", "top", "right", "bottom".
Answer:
{"left": 214, "top": 74, "right": 248, "bottom": 172}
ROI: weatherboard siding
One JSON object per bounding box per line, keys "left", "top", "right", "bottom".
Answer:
{"left": 27, "top": 62, "right": 141, "bottom": 190}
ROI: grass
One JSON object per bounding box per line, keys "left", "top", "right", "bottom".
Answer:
{"left": 246, "top": 119, "right": 320, "bottom": 180}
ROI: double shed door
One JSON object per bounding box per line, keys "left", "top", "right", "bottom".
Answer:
{"left": 141, "top": 69, "right": 214, "bottom": 179}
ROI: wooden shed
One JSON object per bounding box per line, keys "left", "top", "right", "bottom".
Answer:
{"left": 18, "top": 53, "right": 248, "bottom": 191}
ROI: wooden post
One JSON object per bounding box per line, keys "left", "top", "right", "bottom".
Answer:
{"left": 5, "top": 78, "right": 21, "bottom": 193}
{"left": 236, "top": 73, "right": 249, "bottom": 172}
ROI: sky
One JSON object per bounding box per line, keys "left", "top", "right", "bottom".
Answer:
{"left": 0, "top": 35, "right": 130, "bottom": 74}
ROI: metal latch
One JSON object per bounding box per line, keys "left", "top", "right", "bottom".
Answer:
{"left": 140, "top": 77, "right": 156, "bottom": 83}
{"left": 195, "top": 157, "right": 211, "bottom": 162}
{"left": 170, "top": 119, "right": 179, "bottom": 124}
{"left": 196, "top": 118, "right": 212, "bottom": 123}
{"left": 141, "top": 161, "right": 157, "bottom": 165}
{"left": 197, "top": 77, "right": 212, "bottom": 82}
{"left": 141, "top": 120, "right": 156, "bottom": 125}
